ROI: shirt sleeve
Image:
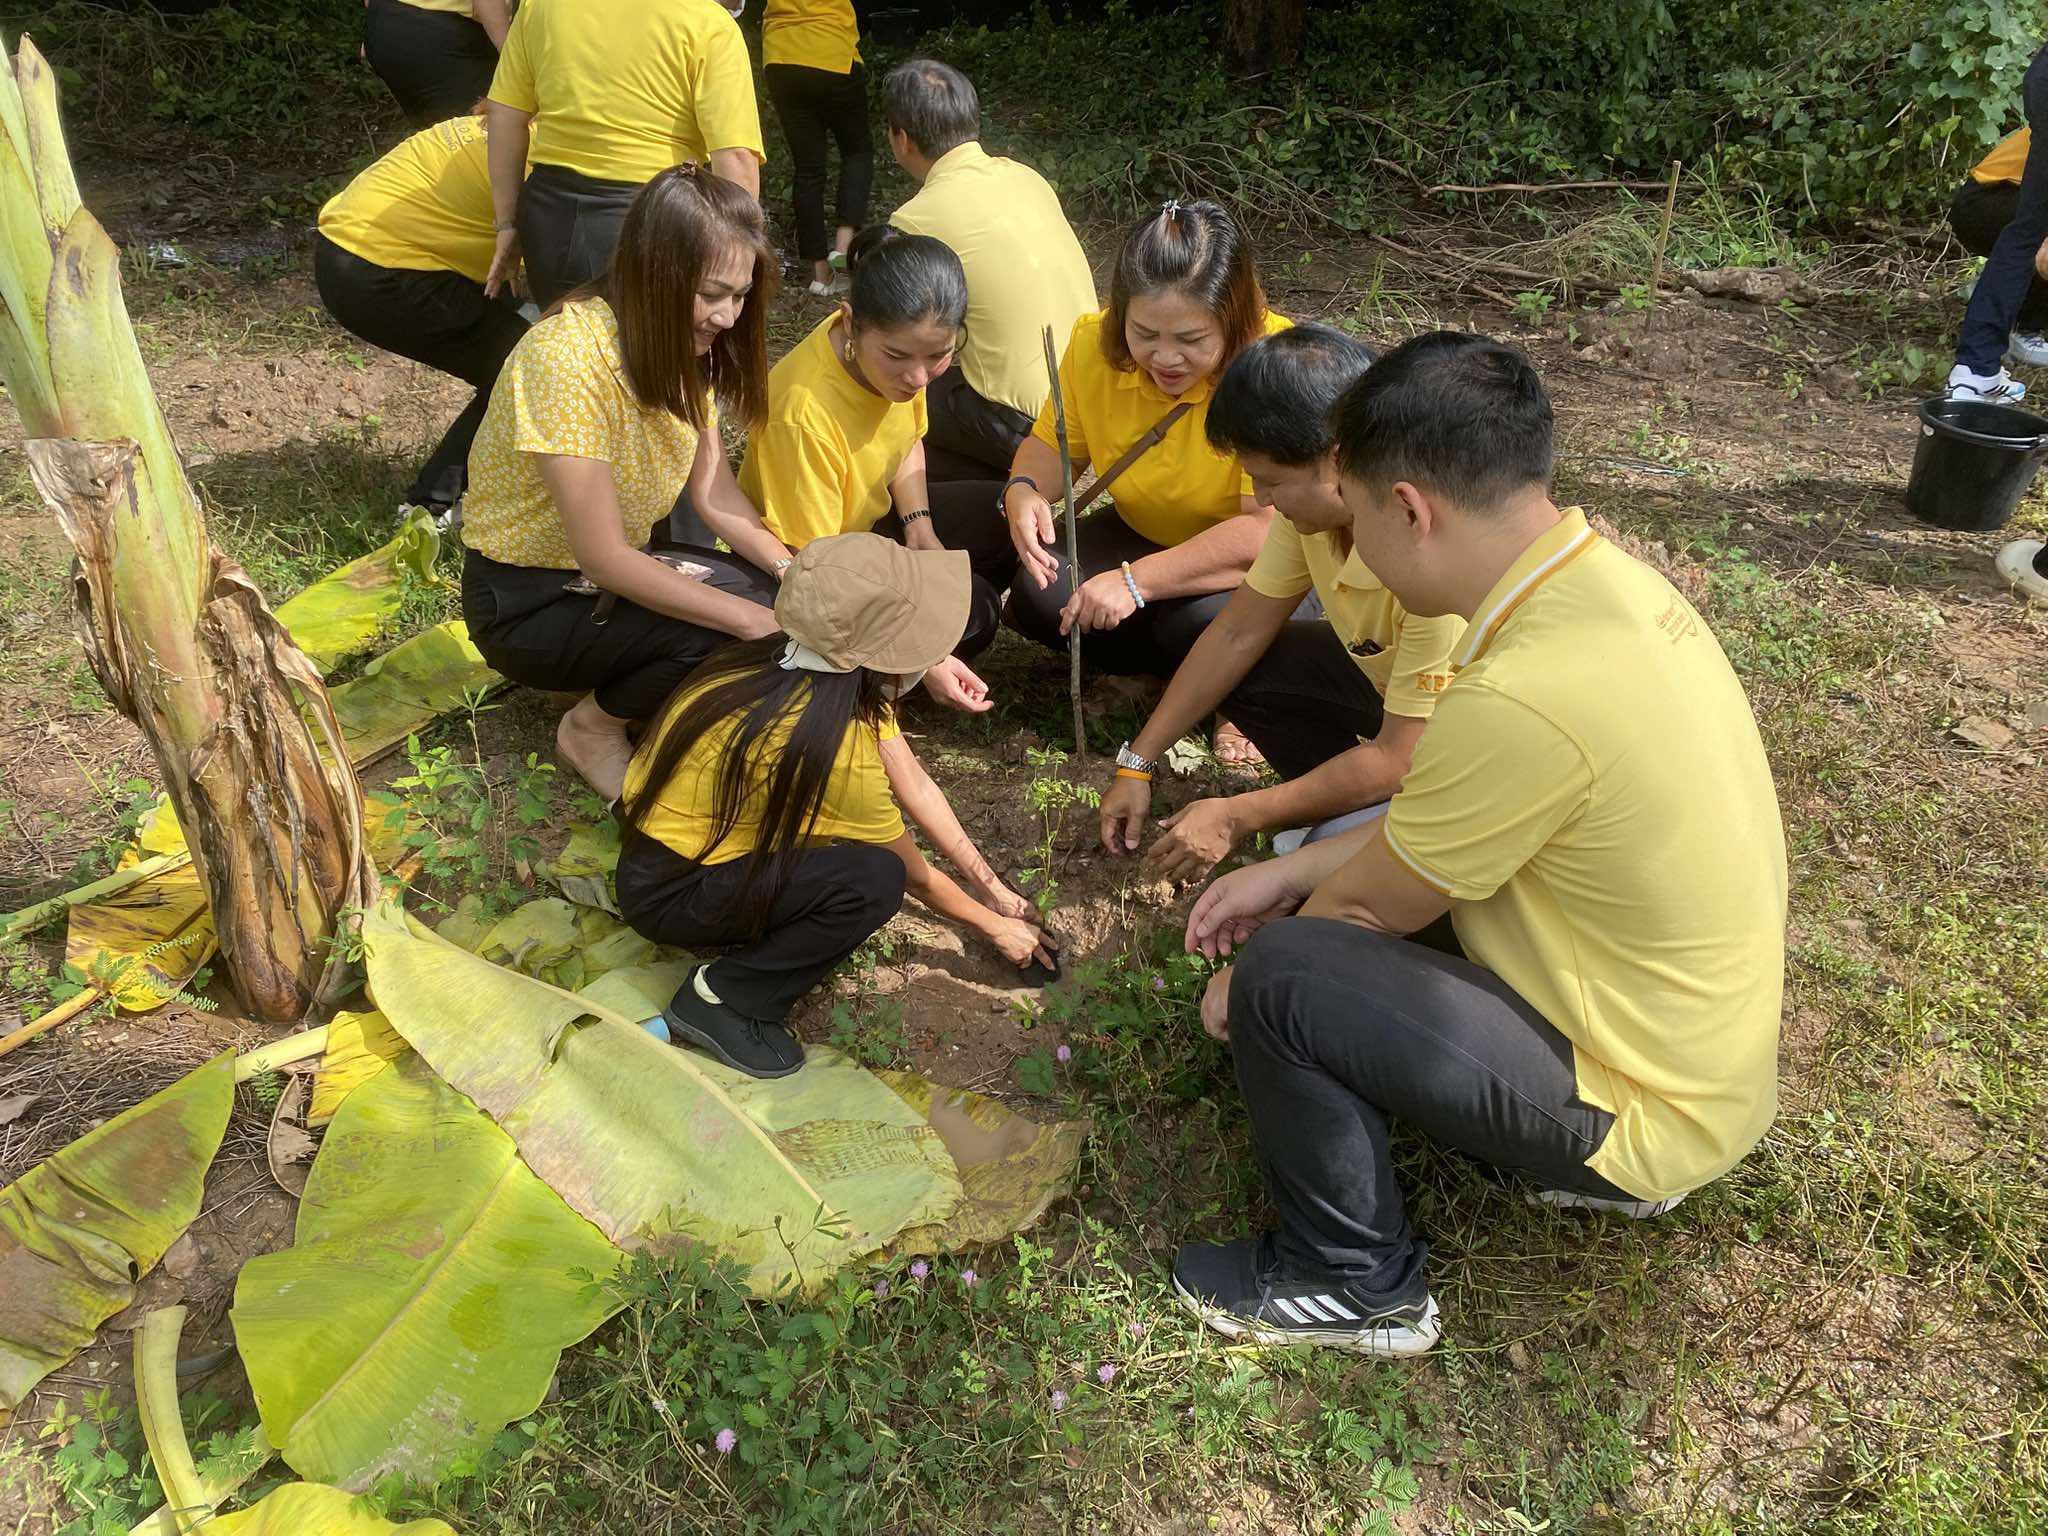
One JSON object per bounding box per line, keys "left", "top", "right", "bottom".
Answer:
{"left": 1379, "top": 610, "right": 1466, "bottom": 720}
{"left": 1028, "top": 316, "right": 1094, "bottom": 467}
{"left": 507, "top": 324, "right": 613, "bottom": 460}
{"left": 1382, "top": 683, "right": 1591, "bottom": 900}
{"left": 694, "top": 10, "right": 767, "bottom": 160}
{"left": 1243, "top": 514, "right": 1312, "bottom": 601}
{"left": 487, "top": 2, "right": 537, "bottom": 111}
{"left": 748, "top": 419, "right": 854, "bottom": 549}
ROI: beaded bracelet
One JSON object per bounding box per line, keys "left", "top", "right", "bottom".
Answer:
{"left": 1120, "top": 560, "right": 1146, "bottom": 609}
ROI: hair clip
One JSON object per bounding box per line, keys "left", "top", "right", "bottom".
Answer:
{"left": 1161, "top": 198, "right": 1182, "bottom": 220}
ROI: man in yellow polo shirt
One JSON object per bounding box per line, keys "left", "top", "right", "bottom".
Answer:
{"left": 1095, "top": 325, "right": 1462, "bottom": 881}
{"left": 884, "top": 58, "right": 1096, "bottom": 480}
{"left": 1174, "top": 332, "right": 1787, "bottom": 1359}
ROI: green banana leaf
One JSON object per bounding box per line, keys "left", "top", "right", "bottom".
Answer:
{"left": 0, "top": 1051, "right": 234, "bottom": 1411}
{"left": 232, "top": 1054, "right": 620, "bottom": 1491}
{"left": 275, "top": 507, "right": 441, "bottom": 674}
{"left": 545, "top": 818, "right": 620, "bottom": 914}
{"left": 361, "top": 902, "right": 960, "bottom": 1292}
{"left": 307, "top": 1008, "right": 408, "bottom": 1127}
{"left": 327, "top": 622, "right": 500, "bottom": 765}
{"left": 203, "top": 1485, "right": 459, "bottom": 1536}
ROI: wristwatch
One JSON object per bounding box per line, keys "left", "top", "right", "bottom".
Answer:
{"left": 1115, "top": 742, "right": 1156, "bottom": 775}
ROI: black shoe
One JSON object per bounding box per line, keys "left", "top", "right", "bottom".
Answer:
{"left": 661, "top": 967, "right": 805, "bottom": 1079}
{"left": 1171, "top": 1235, "right": 1441, "bottom": 1357}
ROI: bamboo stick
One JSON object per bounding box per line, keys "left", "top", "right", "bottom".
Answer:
{"left": 1041, "top": 325, "right": 1085, "bottom": 758}
{"left": 1650, "top": 160, "right": 1683, "bottom": 296}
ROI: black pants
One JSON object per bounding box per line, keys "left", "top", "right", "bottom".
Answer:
{"left": 1951, "top": 175, "right": 2048, "bottom": 338}
{"left": 874, "top": 481, "right": 1018, "bottom": 662}
{"left": 363, "top": 0, "right": 499, "bottom": 129}
{"left": 617, "top": 830, "right": 905, "bottom": 1023}
{"left": 314, "top": 234, "right": 528, "bottom": 508}
{"left": 461, "top": 547, "right": 776, "bottom": 720}
{"left": 763, "top": 63, "right": 873, "bottom": 265}
{"left": 1228, "top": 918, "right": 1636, "bottom": 1307}
{"left": 1958, "top": 44, "right": 2048, "bottom": 371}
{"left": 924, "top": 365, "right": 1035, "bottom": 482}
{"left": 1222, "top": 620, "right": 1386, "bottom": 781}
{"left": 518, "top": 163, "right": 642, "bottom": 311}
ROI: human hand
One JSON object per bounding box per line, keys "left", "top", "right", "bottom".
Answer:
{"left": 1005, "top": 486, "right": 1060, "bottom": 590}
{"left": 484, "top": 226, "right": 521, "bottom": 299}
{"left": 1147, "top": 797, "right": 1242, "bottom": 882}
{"left": 1059, "top": 569, "right": 1136, "bottom": 635}
{"left": 986, "top": 912, "right": 1059, "bottom": 970}
{"left": 1184, "top": 858, "right": 1308, "bottom": 959}
{"left": 1098, "top": 774, "right": 1152, "bottom": 854}
{"left": 975, "top": 875, "right": 1037, "bottom": 923}
{"left": 923, "top": 655, "right": 991, "bottom": 713}
{"left": 1200, "top": 966, "right": 1232, "bottom": 1043}
{"left": 901, "top": 513, "right": 944, "bottom": 552}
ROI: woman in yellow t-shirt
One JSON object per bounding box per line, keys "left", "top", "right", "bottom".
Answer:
{"left": 363, "top": 0, "right": 510, "bottom": 129}
{"left": 619, "top": 534, "right": 1058, "bottom": 1077}
{"left": 762, "top": 0, "right": 871, "bottom": 295}
{"left": 461, "top": 168, "right": 794, "bottom": 801}
{"left": 1003, "top": 198, "right": 1292, "bottom": 686}
{"left": 315, "top": 110, "right": 527, "bottom": 515}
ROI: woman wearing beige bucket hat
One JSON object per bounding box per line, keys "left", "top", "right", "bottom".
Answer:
{"left": 616, "top": 533, "right": 1059, "bottom": 1077}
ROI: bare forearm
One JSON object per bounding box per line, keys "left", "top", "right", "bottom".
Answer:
{"left": 694, "top": 484, "right": 789, "bottom": 575}
{"left": 892, "top": 761, "right": 997, "bottom": 888}
{"left": 1224, "top": 742, "right": 1405, "bottom": 837}
{"left": 1128, "top": 506, "right": 1270, "bottom": 601}
{"left": 709, "top": 147, "right": 760, "bottom": 200}
{"left": 472, "top": 0, "right": 510, "bottom": 47}
{"left": 1011, "top": 434, "right": 1073, "bottom": 488}
{"left": 485, "top": 103, "right": 530, "bottom": 224}
{"left": 890, "top": 834, "right": 999, "bottom": 935}
{"left": 582, "top": 545, "right": 770, "bottom": 634}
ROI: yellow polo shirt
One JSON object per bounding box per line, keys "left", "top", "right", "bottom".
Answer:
{"left": 490, "top": 0, "right": 765, "bottom": 186}
{"left": 890, "top": 142, "right": 1097, "bottom": 418}
{"left": 626, "top": 693, "right": 904, "bottom": 862}
{"left": 1381, "top": 508, "right": 1786, "bottom": 1202}
{"left": 1244, "top": 519, "right": 1464, "bottom": 719}
{"left": 1030, "top": 308, "right": 1291, "bottom": 549}
{"left": 762, "top": 0, "right": 861, "bottom": 73}
{"left": 1972, "top": 127, "right": 2030, "bottom": 185}
{"left": 738, "top": 315, "right": 928, "bottom": 549}
{"left": 461, "top": 299, "right": 710, "bottom": 570}
{"left": 318, "top": 116, "right": 497, "bottom": 283}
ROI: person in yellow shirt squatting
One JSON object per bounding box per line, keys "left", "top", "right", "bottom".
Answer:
{"left": 315, "top": 109, "right": 528, "bottom": 517}
{"left": 1173, "top": 332, "right": 1788, "bottom": 1359}
{"left": 618, "top": 534, "right": 1060, "bottom": 1079}
{"left": 483, "top": 0, "right": 766, "bottom": 308}
{"left": 740, "top": 225, "right": 1018, "bottom": 709}
{"left": 761, "top": 0, "right": 872, "bottom": 297}
{"left": 1095, "top": 325, "right": 1464, "bottom": 882}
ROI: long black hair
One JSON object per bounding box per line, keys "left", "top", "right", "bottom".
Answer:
{"left": 623, "top": 637, "right": 893, "bottom": 935}
{"left": 844, "top": 224, "right": 968, "bottom": 334}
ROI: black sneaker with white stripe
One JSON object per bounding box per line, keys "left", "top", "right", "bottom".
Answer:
{"left": 1172, "top": 1236, "right": 1441, "bottom": 1358}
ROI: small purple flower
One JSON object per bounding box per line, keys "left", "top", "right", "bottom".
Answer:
{"left": 960, "top": 1268, "right": 978, "bottom": 1287}
{"left": 1049, "top": 1388, "right": 1069, "bottom": 1412}
{"left": 1127, "top": 1320, "right": 1146, "bottom": 1340}
{"left": 873, "top": 1278, "right": 890, "bottom": 1299}
{"left": 1055, "top": 1043, "right": 1072, "bottom": 1064}
{"left": 714, "top": 1428, "right": 737, "bottom": 1455}
{"left": 1151, "top": 975, "right": 1165, "bottom": 992}
{"left": 1097, "top": 1363, "right": 1118, "bottom": 1385}
{"left": 909, "top": 1260, "right": 929, "bottom": 1282}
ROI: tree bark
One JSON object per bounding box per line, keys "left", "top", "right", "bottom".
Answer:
{"left": 1224, "top": 0, "right": 1305, "bottom": 74}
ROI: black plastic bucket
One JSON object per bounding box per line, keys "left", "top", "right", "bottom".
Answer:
{"left": 1906, "top": 396, "right": 2048, "bottom": 532}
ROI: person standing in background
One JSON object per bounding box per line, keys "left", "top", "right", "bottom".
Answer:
{"left": 1948, "top": 126, "right": 2048, "bottom": 374}
{"left": 884, "top": 59, "right": 1096, "bottom": 482}
{"left": 363, "top": 0, "right": 510, "bottom": 129}
{"left": 762, "top": 0, "right": 872, "bottom": 299}
{"left": 483, "top": 0, "right": 765, "bottom": 308}
{"left": 1947, "top": 41, "right": 2048, "bottom": 403}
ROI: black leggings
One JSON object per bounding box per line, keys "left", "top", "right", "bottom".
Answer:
{"left": 763, "top": 63, "right": 874, "bottom": 265}
{"left": 518, "top": 163, "right": 642, "bottom": 311}
{"left": 924, "top": 365, "right": 1035, "bottom": 482}
{"left": 313, "top": 234, "right": 528, "bottom": 508}
{"left": 874, "top": 480, "right": 1019, "bottom": 661}
{"left": 617, "top": 830, "right": 905, "bottom": 1023}
{"left": 1222, "top": 619, "right": 1387, "bottom": 781}
{"left": 363, "top": 0, "right": 499, "bottom": 129}
{"left": 460, "top": 547, "right": 776, "bottom": 720}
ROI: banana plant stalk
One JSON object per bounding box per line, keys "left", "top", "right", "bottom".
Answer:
{"left": 1040, "top": 324, "right": 1085, "bottom": 757}
{"left": 0, "top": 37, "right": 374, "bottom": 1020}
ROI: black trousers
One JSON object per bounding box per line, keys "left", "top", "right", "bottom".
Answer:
{"left": 1222, "top": 619, "right": 1386, "bottom": 781}
{"left": 924, "top": 365, "right": 1035, "bottom": 482}
{"left": 874, "top": 481, "right": 1018, "bottom": 662}
{"left": 617, "top": 830, "right": 905, "bottom": 1023}
{"left": 1227, "top": 917, "right": 1636, "bottom": 1306}
{"left": 460, "top": 547, "right": 776, "bottom": 720}
{"left": 313, "top": 234, "right": 529, "bottom": 508}
{"left": 1958, "top": 44, "right": 2048, "bottom": 371}
{"left": 518, "top": 162, "right": 642, "bottom": 311}
{"left": 763, "top": 63, "right": 873, "bottom": 265}
{"left": 363, "top": 0, "right": 499, "bottom": 129}
{"left": 1951, "top": 175, "right": 2048, "bottom": 338}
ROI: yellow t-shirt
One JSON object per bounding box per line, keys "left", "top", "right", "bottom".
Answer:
{"left": 890, "top": 142, "right": 1096, "bottom": 418}
{"left": 489, "top": 0, "right": 765, "bottom": 186}
{"left": 738, "top": 315, "right": 929, "bottom": 549}
{"left": 1973, "top": 127, "right": 2030, "bottom": 185}
{"left": 317, "top": 116, "right": 497, "bottom": 283}
{"left": 762, "top": 0, "right": 861, "bottom": 73}
{"left": 1381, "top": 508, "right": 1787, "bottom": 1202}
{"left": 1030, "top": 307, "right": 1291, "bottom": 549}
{"left": 396, "top": 0, "right": 476, "bottom": 12}
{"left": 461, "top": 299, "right": 710, "bottom": 570}
{"left": 1244, "top": 518, "right": 1464, "bottom": 720}
{"left": 626, "top": 691, "right": 904, "bottom": 862}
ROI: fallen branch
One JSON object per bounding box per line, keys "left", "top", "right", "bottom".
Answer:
{"left": 0, "top": 987, "right": 100, "bottom": 1061}
{"left": 1424, "top": 177, "right": 1674, "bottom": 195}
{"left": 1367, "top": 234, "right": 1627, "bottom": 297}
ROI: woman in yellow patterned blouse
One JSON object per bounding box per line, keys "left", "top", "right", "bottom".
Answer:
{"left": 460, "top": 167, "right": 793, "bottom": 801}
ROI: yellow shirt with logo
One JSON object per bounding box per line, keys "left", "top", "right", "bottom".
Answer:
{"left": 317, "top": 116, "right": 497, "bottom": 283}
{"left": 890, "top": 143, "right": 1097, "bottom": 418}
{"left": 1030, "top": 308, "right": 1291, "bottom": 549}
{"left": 762, "top": 0, "right": 861, "bottom": 73}
{"left": 490, "top": 0, "right": 765, "bottom": 186}
{"left": 738, "top": 315, "right": 928, "bottom": 550}
{"left": 1244, "top": 518, "right": 1464, "bottom": 720}
{"left": 461, "top": 299, "right": 710, "bottom": 570}
{"left": 1381, "top": 508, "right": 1786, "bottom": 1202}
{"left": 626, "top": 692, "right": 904, "bottom": 862}
{"left": 1972, "top": 127, "right": 2030, "bottom": 185}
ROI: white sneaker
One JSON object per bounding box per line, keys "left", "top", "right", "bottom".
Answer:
{"left": 806, "top": 275, "right": 847, "bottom": 298}
{"left": 1995, "top": 537, "right": 2048, "bottom": 598}
{"left": 1527, "top": 1188, "right": 1687, "bottom": 1219}
{"left": 2010, "top": 334, "right": 2048, "bottom": 369}
{"left": 1947, "top": 364, "right": 2028, "bottom": 402}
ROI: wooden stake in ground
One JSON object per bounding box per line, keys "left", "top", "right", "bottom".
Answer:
{"left": 1041, "top": 324, "right": 1085, "bottom": 758}
{"left": 1650, "top": 159, "right": 1683, "bottom": 297}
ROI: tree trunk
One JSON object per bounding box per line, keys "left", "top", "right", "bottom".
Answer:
{"left": 0, "top": 38, "right": 374, "bottom": 1022}
{"left": 1224, "top": 0, "right": 1305, "bottom": 74}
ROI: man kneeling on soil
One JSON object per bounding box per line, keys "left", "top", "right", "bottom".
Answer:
{"left": 1171, "top": 332, "right": 1787, "bottom": 1358}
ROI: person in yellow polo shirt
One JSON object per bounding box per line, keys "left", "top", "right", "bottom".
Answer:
{"left": 883, "top": 58, "right": 1097, "bottom": 480}
{"left": 1949, "top": 125, "right": 2048, "bottom": 370}
{"left": 1004, "top": 198, "right": 1291, "bottom": 684}
{"left": 1096, "top": 326, "right": 1464, "bottom": 882}
{"left": 362, "top": 0, "right": 509, "bottom": 129}
{"left": 482, "top": 0, "right": 766, "bottom": 308}
{"left": 1176, "top": 333, "right": 1787, "bottom": 1359}
{"left": 315, "top": 111, "right": 527, "bottom": 516}
{"left": 762, "top": 0, "right": 872, "bottom": 296}
{"left": 619, "top": 535, "right": 1058, "bottom": 1077}
{"left": 461, "top": 168, "right": 794, "bottom": 802}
